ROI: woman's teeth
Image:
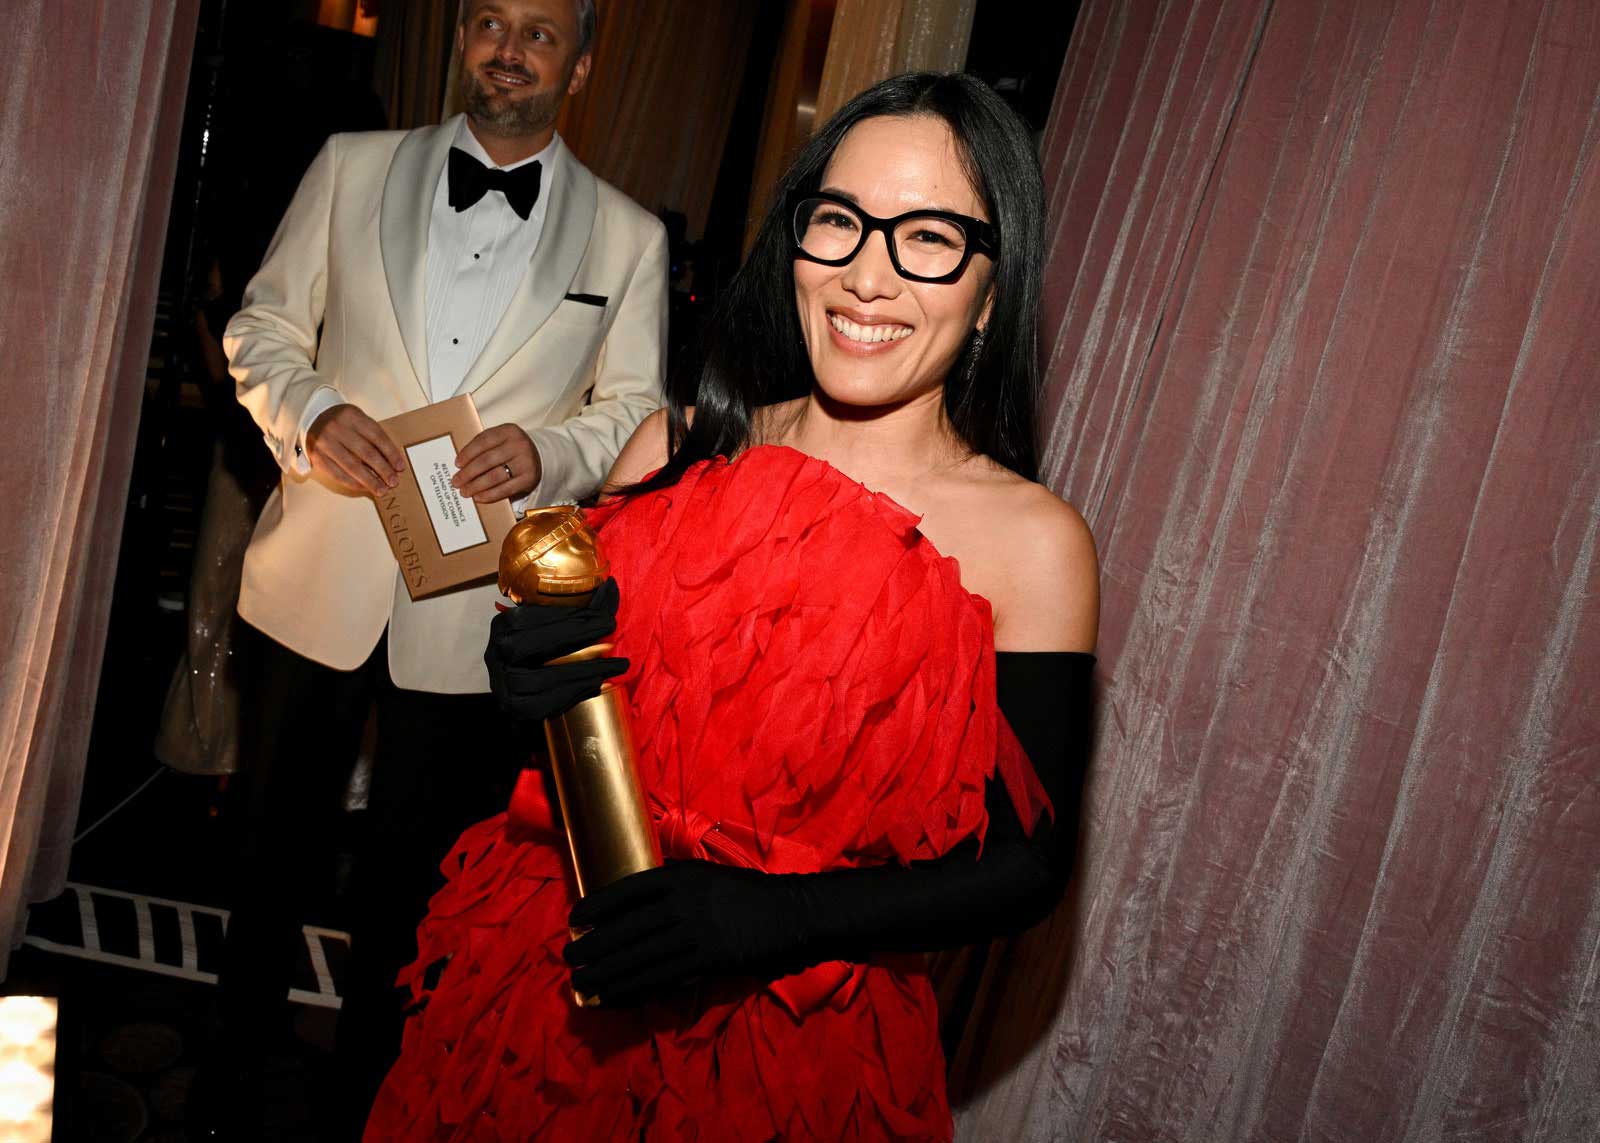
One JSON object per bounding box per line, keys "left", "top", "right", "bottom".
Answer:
{"left": 828, "top": 314, "right": 913, "bottom": 344}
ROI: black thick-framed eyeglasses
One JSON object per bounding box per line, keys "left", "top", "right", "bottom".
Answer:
{"left": 786, "top": 190, "right": 1000, "bottom": 284}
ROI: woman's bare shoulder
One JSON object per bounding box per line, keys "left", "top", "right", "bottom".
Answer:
{"left": 963, "top": 471, "right": 1099, "bottom": 652}
{"left": 602, "top": 406, "right": 694, "bottom": 492}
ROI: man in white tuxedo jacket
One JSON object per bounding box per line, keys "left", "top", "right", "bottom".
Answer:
{"left": 206, "top": 0, "right": 664, "bottom": 1130}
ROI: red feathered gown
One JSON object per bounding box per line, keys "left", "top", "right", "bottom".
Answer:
{"left": 364, "top": 445, "right": 1044, "bottom": 1143}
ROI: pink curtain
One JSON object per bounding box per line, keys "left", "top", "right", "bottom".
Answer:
{"left": 0, "top": 2, "right": 199, "bottom": 974}
{"left": 373, "top": 0, "right": 460, "bottom": 129}
{"left": 553, "top": 0, "right": 761, "bottom": 238}
{"left": 952, "top": 1, "right": 1600, "bottom": 1139}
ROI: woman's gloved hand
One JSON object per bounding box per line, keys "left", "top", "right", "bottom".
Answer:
{"left": 485, "top": 579, "right": 629, "bottom": 722}
{"left": 564, "top": 861, "right": 813, "bottom": 1006}
{"left": 560, "top": 653, "right": 1094, "bottom": 1007}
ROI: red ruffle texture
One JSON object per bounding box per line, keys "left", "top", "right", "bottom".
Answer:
{"left": 365, "top": 446, "right": 1047, "bottom": 1143}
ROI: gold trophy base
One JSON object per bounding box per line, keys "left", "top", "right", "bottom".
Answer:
{"left": 545, "top": 679, "right": 662, "bottom": 1007}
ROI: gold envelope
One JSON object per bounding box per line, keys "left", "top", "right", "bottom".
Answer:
{"left": 375, "top": 394, "right": 517, "bottom": 600}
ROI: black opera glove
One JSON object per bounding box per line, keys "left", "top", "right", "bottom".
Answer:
{"left": 561, "top": 837, "right": 1055, "bottom": 1009}
{"left": 562, "top": 651, "right": 1095, "bottom": 1008}
{"left": 565, "top": 861, "right": 814, "bottom": 1007}
{"left": 485, "top": 578, "right": 630, "bottom": 723}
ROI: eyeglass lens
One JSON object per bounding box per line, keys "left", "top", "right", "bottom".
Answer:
{"left": 793, "top": 198, "right": 970, "bottom": 280}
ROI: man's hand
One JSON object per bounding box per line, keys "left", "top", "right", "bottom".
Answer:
{"left": 305, "top": 404, "right": 405, "bottom": 496}
{"left": 453, "top": 424, "right": 541, "bottom": 503}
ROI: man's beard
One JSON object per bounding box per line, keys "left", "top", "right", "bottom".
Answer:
{"left": 461, "top": 64, "right": 564, "bottom": 137}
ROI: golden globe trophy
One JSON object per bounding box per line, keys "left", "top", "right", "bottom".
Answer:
{"left": 499, "top": 506, "right": 662, "bottom": 1005}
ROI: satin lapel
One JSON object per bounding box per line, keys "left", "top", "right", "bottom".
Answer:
{"left": 461, "top": 137, "right": 599, "bottom": 395}
{"left": 380, "top": 117, "right": 459, "bottom": 401}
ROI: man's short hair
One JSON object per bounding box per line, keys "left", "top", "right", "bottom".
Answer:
{"left": 459, "top": 1, "right": 598, "bottom": 57}
{"left": 572, "top": 0, "right": 596, "bottom": 55}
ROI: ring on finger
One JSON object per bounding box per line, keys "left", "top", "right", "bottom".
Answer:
{"left": 503, "top": 463, "right": 514, "bottom": 481}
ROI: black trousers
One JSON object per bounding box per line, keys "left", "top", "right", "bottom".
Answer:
{"left": 219, "top": 621, "right": 523, "bottom": 1138}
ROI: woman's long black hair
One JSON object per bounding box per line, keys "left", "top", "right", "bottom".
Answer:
{"left": 634, "top": 72, "right": 1047, "bottom": 492}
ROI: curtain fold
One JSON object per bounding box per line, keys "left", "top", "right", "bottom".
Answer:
{"left": 552, "top": 0, "right": 759, "bottom": 238}
{"left": 744, "top": 0, "right": 837, "bottom": 252}
{"left": 953, "top": 1, "right": 1600, "bottom": 1139}
{"left": 373, "top": 0, "right": 461, "bottom": 129}
{"left": 813, "top": 0, "right": 978, "bottom": 130}
{"left": 745, "top": 0, "right": 976, "bottom": 248}
{"left": 0, "top": 1, "right": 199, "bottom": 974}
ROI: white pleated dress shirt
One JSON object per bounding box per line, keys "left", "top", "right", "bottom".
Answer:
{"left": 294, "top": 120, "right": 559, "bottom": 507}
{"left": 422, "top": 122, "right": 556, "bottom": 402}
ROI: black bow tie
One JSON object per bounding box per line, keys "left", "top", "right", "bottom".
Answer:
{"left": 447, "top": 147, "right": 543, "bottom": 220}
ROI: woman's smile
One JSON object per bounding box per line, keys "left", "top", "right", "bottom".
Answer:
{"left": 826, "top": 309, "right": 915, "bottom": 352}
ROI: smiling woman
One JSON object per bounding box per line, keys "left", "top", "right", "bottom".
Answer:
{"left": 365, "top": 72, "right": 1098, "bottom": 1143}
{"left": 630, "top": 71, "right": 1052, "bottom": 502}
{"left": 790, "top": 116, "right": 1000, "bottom": 424}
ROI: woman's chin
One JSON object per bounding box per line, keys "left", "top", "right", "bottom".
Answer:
{"left": 810, "top": 377, "right": 935, "bottom": 416}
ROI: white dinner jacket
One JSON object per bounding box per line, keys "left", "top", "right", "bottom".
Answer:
{"left": 226, "top": 117, "right": 668, "bottom": 693}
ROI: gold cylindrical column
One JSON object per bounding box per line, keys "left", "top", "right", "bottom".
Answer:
{"left": 499, "top": 505, "right": 663, "bottom": 918}
{"left": 541, "top": 684, "right": 660, "bottom": 896}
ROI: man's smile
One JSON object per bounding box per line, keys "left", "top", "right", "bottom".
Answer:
{"left": 483, "top": 66, "right": 532, "bottom": 89}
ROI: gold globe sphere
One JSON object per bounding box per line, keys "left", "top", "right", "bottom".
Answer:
{"left": 498, "top": 505, "right": 611, "bottom": 606}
